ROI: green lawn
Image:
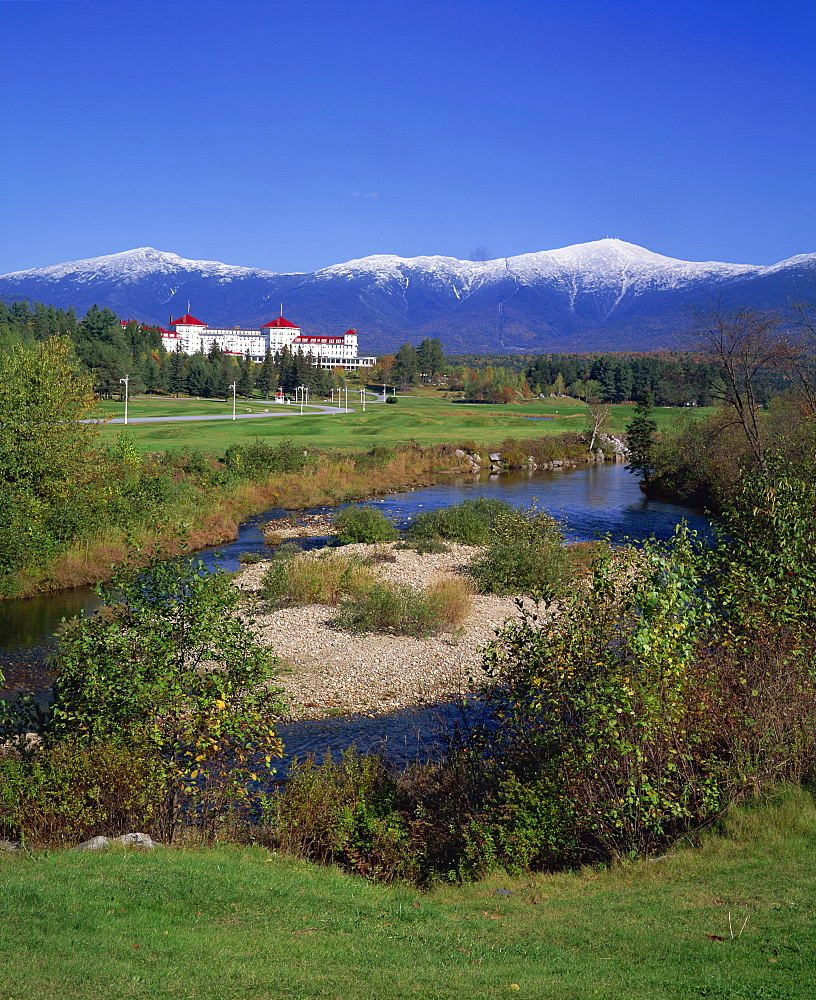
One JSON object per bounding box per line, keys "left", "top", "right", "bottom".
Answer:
{"left": 1, "top": 788, "right": 813, "bottom": 999}
{"left": 97, "top": 391, "right": 713, "bottom": 454}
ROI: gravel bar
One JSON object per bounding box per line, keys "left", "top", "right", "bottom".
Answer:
{"left": 236, "top": 542, "right": 527, "bottom": 720}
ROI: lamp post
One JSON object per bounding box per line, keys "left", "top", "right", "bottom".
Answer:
{"left": 296, "top": 385, "right": 308, "bottom": 414}
{"left": 360, "top": 388, "right": 366, "bottom": 412}
{"left": 344, "top": 387, "right": 348, "bottom": 412}
{"left": 119, "top": 375, "right": 129, "bottom": 425}
{"left": 229, "top": 382, "right": 237, "bottom": 420}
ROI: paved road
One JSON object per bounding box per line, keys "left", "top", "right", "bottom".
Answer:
{"left": 94, "top": 404, "right": 353, "bottom": 424}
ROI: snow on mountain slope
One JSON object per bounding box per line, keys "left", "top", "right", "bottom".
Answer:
{"left": 3, "top": 247, "right": 282, "bottom": 285}
{"left": 2, "top": 239, "right": 814, "bottom": 353}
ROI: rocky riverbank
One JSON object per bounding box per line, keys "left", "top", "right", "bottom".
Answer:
{"left": 236, "top": 542, "right": 527, "bottom": 720}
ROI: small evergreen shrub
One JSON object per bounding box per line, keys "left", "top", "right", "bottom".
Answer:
{"left": 333, "top": 506, "right": 399, "bottom": 544}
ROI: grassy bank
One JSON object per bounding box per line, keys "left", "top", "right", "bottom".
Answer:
{"left": 0, "top": 787, "right": 813, "bottom": 999}
{"left": 8, "top": 446, "right": 456, "bottom": 598}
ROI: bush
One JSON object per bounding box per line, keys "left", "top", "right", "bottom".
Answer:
{"left": 50, "top": 552, "right": 286, "bottom": 841}
{"left": 405, "top": 497, "right": 511, "bottom": 545}
{"left": 478, "top": 488, "right": 816, "bottom": 864}
{"left": 0, "top": 739, "right": 165, "bottom": 846}
{"left": 385, "top": 396, "right": 398, "bottom": 404}
{"left": 333, "top": 506, "right": 399, "bottom": 544}
{"left": 335, "top": 579, "right": 471, "bottom": 637}
{"left": 224, "top": 438, "right": 307, "bottom": 478}
{"left": 260, "top": 549, "right": 377, "bottom": 607}
{"left": 270, "top": 749, "right": 412, "bottom": 880}
{"left": 469, "top": 502, "right": 568, "bottom": 597}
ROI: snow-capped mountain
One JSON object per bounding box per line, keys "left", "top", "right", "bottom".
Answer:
{"left": 2, "top": 239, "right": 813, "bottom": 353}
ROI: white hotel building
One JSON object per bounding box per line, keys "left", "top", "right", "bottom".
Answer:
{"left": 159, "top": 314, "right": 376, "bottom": 371}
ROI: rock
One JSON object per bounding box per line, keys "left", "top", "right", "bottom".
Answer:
{"left": 0, "top": 840, "right": 21, "bottom": 853}
{"left": 551, "top": 459, "right": 563, "bottom": 468}
{"left": 117, "top": 832, "right": 156, "bottom": 849}
{"left": 490, "top": 464, "right": 502, "bottom": 473}
{"left": 74, "top": 832, "right": 157, "bottom": 851}
{"left": 454, "top": 449, "right": 466, "bottom": 459}
{"left": 471, "top": 454, "right": 482, "bottom": 463}
{"left": 488, "top": 453, "right": 502, "bottom": 463}
{"left": 594, "top": 449, "right": 605, "bottom": 461}
{"left": 75, "top": 836, "right": 111, "bottom": 851}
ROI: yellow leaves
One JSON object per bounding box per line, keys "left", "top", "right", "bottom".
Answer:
{"left": 215, "top": 699, "right": 226, "bottom": 711}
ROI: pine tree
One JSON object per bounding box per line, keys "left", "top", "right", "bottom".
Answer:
{"left": 256, "top": 348, "right": 277, "bottom": 400}
{"left": 237, "top": 352, "right": 255, "bottom": 398}
{"left": 625, "top": 390, "right": 659, "bottom": 484}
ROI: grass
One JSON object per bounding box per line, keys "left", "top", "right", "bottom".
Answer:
{"left": 260, "top": 550, "right": 378, "bottom": 606}
{"left": 335, "top": 578, "right": 473, "bottom": 637}
{"left": 0, "top": 787, "right": 813, "bottom": 998}
{"left": 95, "top": 389, "right": 714, "bottom": 454}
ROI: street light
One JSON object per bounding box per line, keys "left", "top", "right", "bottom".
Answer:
{"left": 229, "top": 382, "right": 237, "bottom": 420}
{"left": 360, "top": 388, "right": 366, "bottom": 412}
{"left": 296, "top": 385, "right": 308, "bottom": 414}
{"left": 344, "top": 386, "right": 348, "bottom": 412}
{"left": 119, "top": 375, "right": 129, "bottom": 425}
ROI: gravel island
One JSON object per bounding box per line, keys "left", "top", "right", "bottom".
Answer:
{"left": 236, "top": 542, "right": 527, "bottom": 720}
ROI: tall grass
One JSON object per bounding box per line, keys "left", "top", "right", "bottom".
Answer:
{"left": 260, "top": 550, "right": 378, "bottom": 607}
{"left": 334, "top": 578, "right": 472, "bottom": 637}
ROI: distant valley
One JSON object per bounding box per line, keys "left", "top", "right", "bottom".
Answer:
{"left": 2, "top": 239, "right": 814, "bottom": 354}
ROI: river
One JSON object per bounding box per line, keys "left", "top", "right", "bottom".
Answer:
{"left": 0, "top": 462, "right": 709, "bottom": 771}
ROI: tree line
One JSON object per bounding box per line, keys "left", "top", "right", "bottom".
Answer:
{"left": 0, "top": 301, "right": 348, "bottom": 400}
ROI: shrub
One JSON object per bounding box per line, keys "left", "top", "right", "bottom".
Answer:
{"left": 225, "top": 438, "right": 307, "bottom": 478}
{"left": 469, "top": 503, "right": 568, "bottom": 597}
{"left": 405, "top": 497, "right": 510, "bottom": 545}
{"left": 335, "top": 579, "right": 471, "bottom": 637}
{"left": 270, "top": 749, "right": 412, "bottom": 880}
{"left": 0, "top": 739, "right": 166, "bottom": 846}
{"left": 385, "top": 396, "right": 398, "bottom": 404}
{"left": 260, "top": 550, "right": 377, "bottom": 607}
{"left": 50, "top": 552, "right": 286, "bottom": 841}
{"left": 333, "top": 505, "right": 399, "bottom": 544}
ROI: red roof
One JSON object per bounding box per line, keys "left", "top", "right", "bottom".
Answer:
{"left": 172, "top": 314, "right": 207, "bottom": 326}
{"left": 343, "top": 329, "right": 357, "bottom": 335}
{"left": 262, "top": 317, "right": 299, "bottom": 329}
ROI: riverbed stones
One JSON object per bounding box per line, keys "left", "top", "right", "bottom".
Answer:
{"left": 236, "top": 543, "right": 530, "bottom": 721}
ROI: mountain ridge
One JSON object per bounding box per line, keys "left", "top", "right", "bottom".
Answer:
{"left": 2, "top": 239, "right": 814, "bottom": 354}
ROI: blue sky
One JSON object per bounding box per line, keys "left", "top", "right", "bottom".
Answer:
{"left": 1, "top": 0, "right": 814, "bottom": 274}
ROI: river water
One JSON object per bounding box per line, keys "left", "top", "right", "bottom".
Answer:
{"left": 0, "top": 463, "right": 709, "bottom": 770}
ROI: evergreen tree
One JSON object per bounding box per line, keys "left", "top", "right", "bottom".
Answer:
{"left": 416, "top": 337, "right": 445, "bottom": 380}
{"left": 256, "top": 348, "right": 277, "bottom": 400}
{"left": 237, "top": 352, "right": 255, "bottom": 398}
{"left": 625, "top": 390, "right": 659, "bottom": 484}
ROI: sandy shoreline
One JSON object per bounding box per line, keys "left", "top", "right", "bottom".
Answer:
{"left": 236, "top": 542, "right": 527, "bottom": 720}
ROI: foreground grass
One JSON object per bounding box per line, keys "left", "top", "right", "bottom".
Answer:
{"left": 1, "top": 788, "right": 813, "bottom": 999}
{"left": 96, "top": 391, "right": 713, "bottom": 454}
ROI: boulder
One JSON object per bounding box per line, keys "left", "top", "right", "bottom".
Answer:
{"left": 74, "top": 836, "right": 111, "bottom": 851}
